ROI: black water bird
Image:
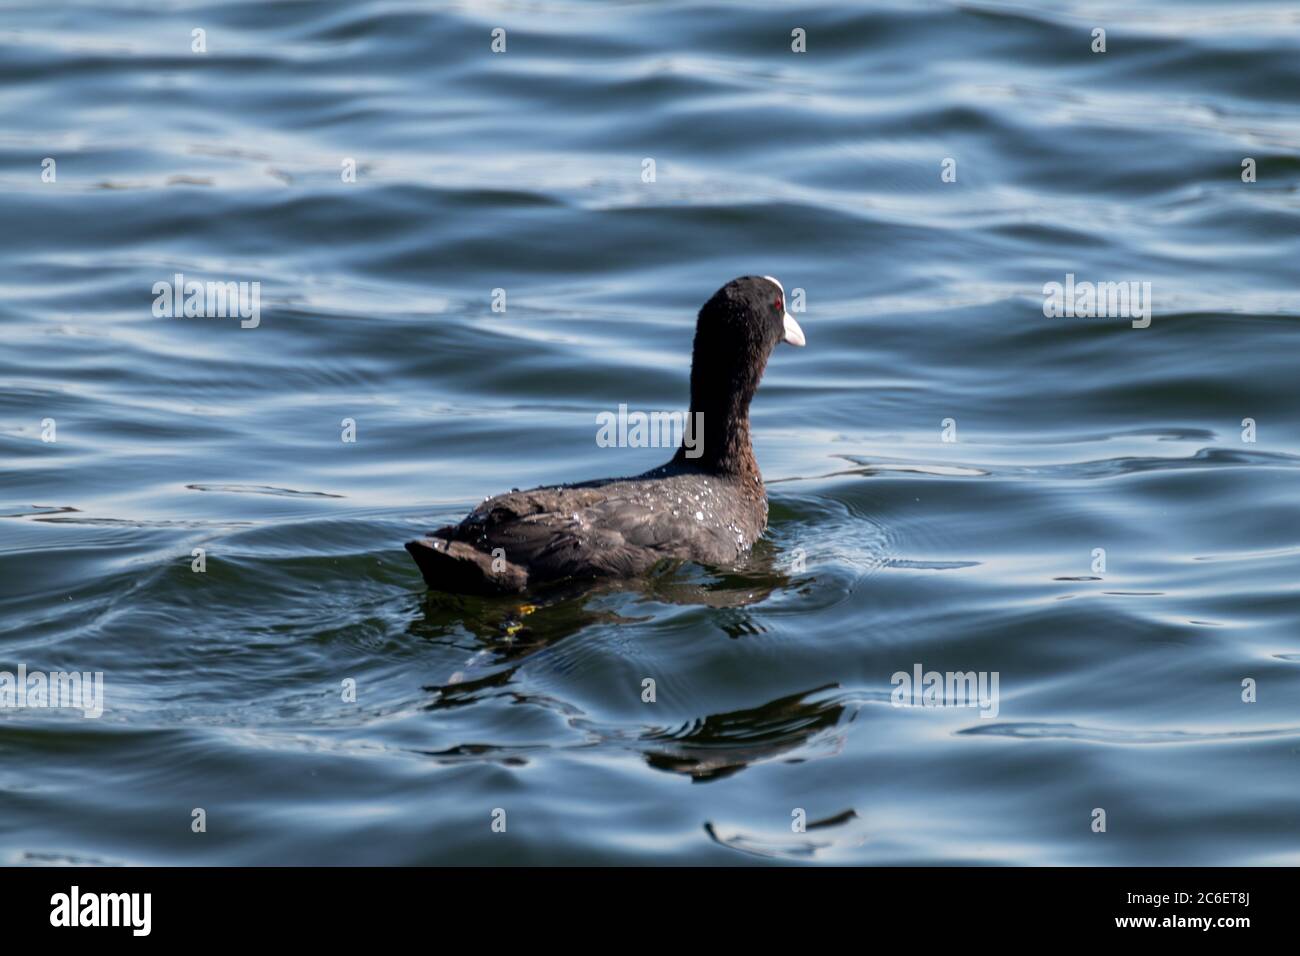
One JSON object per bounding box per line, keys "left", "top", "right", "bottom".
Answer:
{"left": 406, "top": 276, "right": 805, "bottom": 594}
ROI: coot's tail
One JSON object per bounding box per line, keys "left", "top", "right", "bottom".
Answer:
{"left": 405, "top": 537, "right": 528, "bottom": 595}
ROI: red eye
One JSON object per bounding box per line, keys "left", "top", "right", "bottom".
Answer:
{"left": 775, "top": 296, "right": 783, "bottom": 313}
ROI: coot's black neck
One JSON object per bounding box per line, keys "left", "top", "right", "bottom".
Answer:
{"left": 672, "top": 344, "right": 767, "bottom": 482}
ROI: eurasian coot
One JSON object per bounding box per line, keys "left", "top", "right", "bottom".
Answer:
{"left": 406, "top": 275, "right": 805, "bottom": 593}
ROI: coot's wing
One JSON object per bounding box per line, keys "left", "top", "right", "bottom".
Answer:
{"left": 449, "top": 478, "right": 742, "bottom": 581}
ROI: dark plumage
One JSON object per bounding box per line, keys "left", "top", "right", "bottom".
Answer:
{"left": 406, "top": 275, "right": 806, "bottom": 594}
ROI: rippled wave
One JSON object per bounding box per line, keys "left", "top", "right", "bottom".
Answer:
{"left": 1, "top": 0, "right": 1298, "bottom": 865}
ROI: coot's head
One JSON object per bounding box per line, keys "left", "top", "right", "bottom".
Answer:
{"left": 695, "top": 276, "right": 806, "bottom": 361}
